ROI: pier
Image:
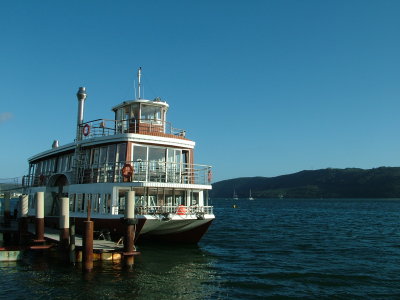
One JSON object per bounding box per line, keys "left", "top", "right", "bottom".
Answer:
{"left": 0, "top": 191, "right": 140, "bottom": 270}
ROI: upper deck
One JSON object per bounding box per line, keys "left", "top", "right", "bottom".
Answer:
{"left": 79, "top": 118, "right": 188, "bottom": 141}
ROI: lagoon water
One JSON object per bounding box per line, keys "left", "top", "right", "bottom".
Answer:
{"left": 1, "top": 198, "right": 400, "bottom": 299}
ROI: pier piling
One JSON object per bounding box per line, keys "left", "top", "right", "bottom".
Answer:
{"left": 82, "top": 199, "right": 93, "bottom": 272}
{"left": 123, "top": 191, "right": 138, "bottom": 267}
{"left": 82, "top": 220, "right": 93, "bottom": 271}
{"left": 34, "top": 192, "right": 45, "bottom": 243}
{"left": 18, "top": 194, "right": 29, "bottom": 245}
{"left": 59, "top": 197, "right": 69, "bottom": 252}
{"left": 69, "top": 222, "right": 76, "bottom": 264}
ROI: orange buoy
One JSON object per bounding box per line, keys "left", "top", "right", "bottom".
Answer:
{"left": 122, "top": 163, "right": 134, "bottom": 178}
{"left": 176, "top": 205, "right": 187, "bottom": 215}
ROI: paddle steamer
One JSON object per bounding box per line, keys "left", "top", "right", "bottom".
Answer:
{"left": 23, "top": 68, "right": 214, "bottom": 243}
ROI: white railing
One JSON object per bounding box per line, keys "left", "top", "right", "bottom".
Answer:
{"left": 78, "top": 160, "right": 211, "bottom": 185}
{"left": 23, "top": 161, "right": 212, "bottom": 187}
{"left": 79, "top": 119, "right": 186, "bottom": 139}
{"left": 134, "top": 205, "right": 213, "bottom": 216}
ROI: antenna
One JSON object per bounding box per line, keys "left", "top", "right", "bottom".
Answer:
{"left": 133, "top": 80, "right": 136, "bottom": 99}
{"left": 137, "top": 67, "right": 142, "bottom": 99}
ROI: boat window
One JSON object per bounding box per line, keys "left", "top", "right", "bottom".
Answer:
{"left": 99, "top": 147, "right": 107, "bottom": 165}
{"left": 29, "top": 194, "right": 35, "bottom": 208}
{"left": 192, "top": 192, "right": 199, "bottom": 206}
{"left": 148, "top": 188, "right": 158, "bottom": 207}
{"left": 51, "top": 159, "right": 55, "bottom": 172}
{"left": 118, "top": 189, "right": 129, "bottom": 214}
{"left": 140, "top": 104, "right": 162, "bottom": 123}
{"left": 106, "top": 194, "right": 111, "bottom": 213}
{"left": 116, "top": 143, "right": 127, "bottom": 163}
{"left": 76, "top": 194, "right": 83, "bottom": 212}
{"left": 149, "top": 147, "right": 165, "bottom": 162}
{"left": 107, "top": 145, "right": 116, "bottom": 163}
{"left": 92, "top": 148, "right": 100, "bottom": 166}
{"left": 65, "top": 155, "right": 71, "bottom": 171}
{"left": 130, "top": 104, "right": 139, "bottom": 122}
{"left": 69, "top": 194, "right": 76, "bottom": 212}
{"left": 175, "top": 190, "right": 185, "bottom": 206}
{"left": 93, "top": 194, "right": 100, "bottom": 213}
{"left": 56, "top": 157, "right": 62, "bottom": 173}
{"left": 182, "top": 150, "right": 189, "bottom": 164}
{"left": 133, "top": 145, "right": 147, "bottom": 161}
{"left": 117, "top": 108, "right": 123, "bottom": 120}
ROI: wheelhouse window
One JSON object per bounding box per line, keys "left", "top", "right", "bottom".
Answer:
{"left": 140, "top": 104, "right": 162, "bottom": 123}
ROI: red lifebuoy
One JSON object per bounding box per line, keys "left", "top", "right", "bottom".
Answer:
{"left": 83, "top": 124, "right": 90, "bottom": 136}
{"left": 176, "top": 205, "right": 187, "bottom": 215}
{"left": 121, "top": 163, "right": 134, "bottom": 179}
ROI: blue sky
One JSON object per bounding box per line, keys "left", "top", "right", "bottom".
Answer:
{"left": 1, "top": 0, "right": 400, "bottom": 182}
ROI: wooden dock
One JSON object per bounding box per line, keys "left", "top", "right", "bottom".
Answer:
{"left": 0, "top": 220, "right": 126, "bottom": 262}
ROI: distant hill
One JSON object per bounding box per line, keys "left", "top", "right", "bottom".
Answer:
{"left": 211, "top": 167, "right": 400, "bottom": 198}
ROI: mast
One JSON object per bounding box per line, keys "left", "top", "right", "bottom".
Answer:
{"left": 137, "top": 67, "right": 142, "bottom": 99}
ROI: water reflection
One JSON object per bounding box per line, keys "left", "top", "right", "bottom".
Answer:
{"left": 0, "top": 244, "right": 217, "bottom": 300}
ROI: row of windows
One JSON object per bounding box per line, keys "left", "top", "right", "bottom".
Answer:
{"left": 69, "top": 193, "right": 112, "bottom": 214}
{"left": 116, "top": 103, "right": 165, "bottom": 123}
{"left": 31, "top": 154, "right": 73, "bottom": 176}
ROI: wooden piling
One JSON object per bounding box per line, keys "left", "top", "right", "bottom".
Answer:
{"left": 82, "top": 220, "right": 93, "bottom": 271}
{"left": 69, "top": 222, "right": 76, "bottom": 264}
{"left": 82, "top": 199, "right": 93, "bottom": 272}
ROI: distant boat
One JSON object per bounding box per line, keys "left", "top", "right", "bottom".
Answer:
{"left": 249, "top": 189, "right": 254, "bottom": 200}
{"left": 233, "top": 189, "right": 238, "bottom": 200}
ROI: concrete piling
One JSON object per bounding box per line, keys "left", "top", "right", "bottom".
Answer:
{"left": 123, "top": 191, "right": 138, "bottom": 267}
{"left": 35, "top": 192, "right": 45, "bottom": 243}
{"left": 59, "top": 197, "right": 69, "bottom": 251}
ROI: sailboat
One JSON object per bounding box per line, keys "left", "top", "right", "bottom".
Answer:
{"left": 233, "top": 189, "right": 238, "bottom": 200}
{"left": 249, "top": 189, "right": 254, "bottom": 200}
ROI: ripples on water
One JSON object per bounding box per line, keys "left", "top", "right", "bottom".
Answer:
{"left": 1, "top": 199, "right": 400, "bottom": 299}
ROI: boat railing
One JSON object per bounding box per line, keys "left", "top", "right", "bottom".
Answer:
{"left": 23, "top": 161, "right": 212, "bottom": 187}
{"left": 135, "top": 205, "right": 213, "bottom": 215}
{"left": 78, "top": 160, "right": 211, "bottom": 185}
{"left": 79, "top": 119, "right": 186, "bottom": 139}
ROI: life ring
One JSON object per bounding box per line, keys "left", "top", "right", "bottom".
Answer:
{"left": 121, "top": 163, "right": 134, "bottom": 179}
{"left": 83, "top": 124, "right": 90, "bottom": 136}
{"left": 208, "top": 169, "right": 212, "bottom": 183}
{"left": 176, "top": 205, "right": 187, "bottom": 215}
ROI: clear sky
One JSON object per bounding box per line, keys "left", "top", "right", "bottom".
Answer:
{"left": 1, "top": 0, "right": 400, "bottom": 182}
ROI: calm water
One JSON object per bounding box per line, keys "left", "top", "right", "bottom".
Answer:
{"left": 1, "top": 198, "right": 400, "bottom": 299}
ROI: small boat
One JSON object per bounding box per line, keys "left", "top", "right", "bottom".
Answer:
{"left": 249, "top": 189, "right": 254, "bottom": 200}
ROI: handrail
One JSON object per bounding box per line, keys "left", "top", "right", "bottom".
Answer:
{"left": 79, "top": 119, "right": 187, "bottom": 139}
{"left": 134, "top": 205, "right": 213, "bottom": 216}
{"left": 23, "top": 161, "right": 212, "bottom": 187}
